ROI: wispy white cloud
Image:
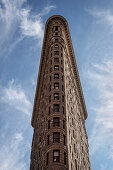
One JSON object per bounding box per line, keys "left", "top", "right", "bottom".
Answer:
{"left": 0, "top": 133, "right": 27, "bottom": 170}
{"left": 0, "top": 0, "right": 56, "bottom": 57}
{"left": 87, "top": 60, "right": 113, "bottom": 159}
{"left": 0, "top": 79, "right": 32, "bottom": 116}
{"left": 86, "top": 8, "right": 113, "bottom": 30}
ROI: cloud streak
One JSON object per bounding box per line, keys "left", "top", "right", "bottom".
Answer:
{"left": 87, "top": 60, "right": 113, "bottom": 159}
{"left": 0, "top": 79, "right": 32, "bottom": 116}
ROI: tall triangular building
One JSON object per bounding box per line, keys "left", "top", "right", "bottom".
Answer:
{"left": 30, "top": 15, "right": 91, "bottom": 170}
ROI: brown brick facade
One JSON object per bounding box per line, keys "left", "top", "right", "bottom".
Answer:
{"left": 30, "top": 15, "right": 91, "bottom": 170}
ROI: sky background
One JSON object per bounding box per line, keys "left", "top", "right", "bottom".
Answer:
{"left": 0, "top": 0, "right": 113, "bottom": 169}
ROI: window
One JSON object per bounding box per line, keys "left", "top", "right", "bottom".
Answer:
{"left": 64, "top": 152, "right": 66, "bottom": 165}
{"left": 55, "top": 44, "right": 59, "bottom": 48}
{"left": 54, "top": 74, "right": 59, "bottom": 79}
{"left": 62, "top": 75, "right": 63, "bottom": 81}
{"left": 54, "top": 93, "right": 59, "bottom": 100}
{"left": 62, "top": 95, "right": 64, "bottom": 102}
{"left": 53, "top": 117, "right": 60, "bottom": 127}
{"left": 49, "top": 85, "right": 51, "bottom": 91}
{"left": 53, "top": 150, "right": 60, "bottom": 162}
{"left": 54, "top": 65, "right": 59, "bottom": 71}
{"left": 50, "top": 67, "right": 52, "bottom": 73}
{"left": 75, "top": 159, "right": 77, "bottom": 169}
{"left": 61, "top": 60, "right": 63, "bottom": 64}
{"left": 61, "top": 67, "right": 63, "bottom": 72}
{"left": 55, "top": 38, "right": 58, "bottom": 42}
{"left": 63, "top": 120, "right": 65, "bottom": 129}
{"left": 54, "top": 82, "right": 59, "bottom": 89}
{"left": 54, "top": 51, "right": 59, "bottom": 55}
{"left": 51, "top": 53, "right": 52, "bottom": 57}
{"left": 50, "top": 60, "right": 52, "bottom": 64}
{"left": 55, "top": 26, "right": 58, "bottom": 31}
{"left": 62, "top": 85, "right": 64, "bottom": 91}
{"left": 49, "top": 107, "right": 50, "bottom": 115}
{"left": 54, "top": 104, "right": 59, "bottom": 112}
{"left": 61, "top": 47, "right": 62, "bottom": 51}
{"left": 47, "top": 135, "right": 50, "bottom": 145}
{"left": 62, "top": 106, "right": 64, "bottom": 114}
{"left": 49, "top": 95, "right": 51, "bottom": 102}
{"left": 46, "top": 152, "right": 49, "bottom": 165}
{"left": 50, "top": 76, "right": 51, "bottom": 81}
{"left": 64, "top": 135, "right": 66, "bottom": 145}
{"left": 61, "top": 53, "right": 63, "bottom": 57}
{"left": 53, "top": 132, "right": 60, "bottom": 143}
{"left": 48, "top": 120, "right": 50, "bottom": 129}
{"left": 54, "top": 58, "right": 59, "bottom": 62}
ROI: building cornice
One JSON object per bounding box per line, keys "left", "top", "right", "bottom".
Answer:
{"left": 31, "top": 15, "right": 88, "bottom": 127}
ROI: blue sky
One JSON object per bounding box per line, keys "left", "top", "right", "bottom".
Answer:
{"left": 0, "top": 0, "right": 113, "bottom": 169}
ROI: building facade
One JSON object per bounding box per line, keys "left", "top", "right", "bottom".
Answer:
{"left": 30, "top": 15, "right": 91, "bottom": 170}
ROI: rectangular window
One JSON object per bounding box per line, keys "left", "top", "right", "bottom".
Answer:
{"left": 54, "top": 74, "right": 59, "bottom": 79}
{"left": 62, "top": 106, "right": 64, "bottom": 114}
{"left": 64, "top": 135, "right": 66, "bottom": 145}
{"left": 54, "top": 82, "right": 59, "bottom": 89}
{"left": 62, "top": 85, "right": 64, "bottom": 91}
{"left": 49, "top": 107, "right": 50, "bottom": 115}
{"left": 54, "top": 104, "right": 59, "bottom": 112}
{"left": 61, "top": 67, "right": 63, "bottom": 72}
{"left": 47, "top": 135, "right": 50, "bottom": 145}
{"left": 53, "top": 132, "right": 60, "bottom": 143}
{"left": 54, "top": 51, "right": 59, "bottom": 55}
{"left": 50, "top": 76, "right": 51, "bottom": 81}
{"left": 49, "top": 95, "right": 51, "bottom": 102}
{"left": 55, "top": 26, "right": 58, "bottom": 31}
{"left": 46, "top": 152, "right": 49, "bottom": 165}
{"left": 53, "top": 117, "right": 60, "bottom": 127}
{"left": 54, "top": 93, "right": 59, "bottom": 100}
{"left": 54, "top": 65, "right": 59, "bottom": 71}
{"left": 50, "top": 67, "right": 52, "bottom": 73}
{"left": 55, "top": 38, "right": 58, "bottom": 42}
{"left": 63, "top": 120, "right": 65, "bottom": 129}
{"left": 64, "top": 152, "right": 66, "bottom": 165}
{"left": 62, "top": 95, "right": 64, "bottom": 102}
{"left": 55, "top": 44, "right": 59, "bottom": 49}
{"left": 49, "top": 85, "right": 51, "bottom": 91}
{"left": 62, "top": 75, "right": 63, "bottom": 81}
{"left": 54, "top": 58, "right": 59, "bottom": 62}
{"left": 53, "top": 150, "right": 60, "bottom": 162}
{"left": 48, "top": 120, "right": 50, "bottom": 129}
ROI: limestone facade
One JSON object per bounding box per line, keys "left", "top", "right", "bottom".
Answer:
{"left": 30, "top": 15, "right": 91, "bottom": 170}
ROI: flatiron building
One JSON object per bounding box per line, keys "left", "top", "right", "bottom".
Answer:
{"left": 30, "top": 15, "right": 91, "bottom": 170}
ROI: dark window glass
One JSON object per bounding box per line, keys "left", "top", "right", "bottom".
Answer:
{"left": 50, "top": 60, "right": 52, "bottom": 64}
{"left": 62, "top": 95, "right": 64, "bottom": 102}
{"left": 54, "top": 58, "right": 59, "bottom": 62}
{"left": 54, "top": 65, "right": 59, "bottom": 71}
{"left": 61, "top": 67, "right": 63, "bottom": 72}
{"left": 53, "top": 132, "right": 60, "bottom": 143}
{"left": 54, "top": 74, "right": 59, "bottom": 79}
{"left": 62, "top": 75, "right": 63, "bottom": 81}
{"left": 64, "top": 152, "right": 66, "bottom": 165}
{"left": 53, "top": 117, "right": 60, "bottom": 127}
{"left": 48, "top": 120, "right": 50, "bottom": 129}
{"left": 62, "top": 106, "right": 64, "bottom": 114}
{"left": 53, "top": 150, "right": 60, "bottom": 162}
{"left": 49, "top": 107, "right": 50, "bottom": 115}
{"left": 54, "top": 104, "right": 59, "bottom": 112}
{"left": 49, "top": 95, "right": 51, "bottom": 102}
{"left": 50, "top": 76, "right": 51, "bottom": 82}
{"left": 55, "top": 26, "right": 58, "bottom": 31}
{"left": 46, "top": 152, "right": 49, "bottom": 165}
{"left": 50, "top": 67, "right": 52, "bottom": 73}
{"left": 61, "top": 60, "right": 63, "bottom": 64}
{"left": 55, "top": 32, "right": 58, "bottom": 36}
{"left": 62, "top": 85, "right": 64, "bottom": 91}
{"left": 54, "top": 51, "right": 59, "bottom": 55}
{"left": 51, "top": 53, "right": 52, "bottom": 57}
{"left": 47, "top": 135, "right": 50, "bottom": 145}
{"left": 54, "top": 83, "right": 59, "bottom": 89}
{"left": 63, "top": 120, "right": 65, "bottom": 129}
{"left": 54, "top": 93, "right": 59, "bottom": 100}
{"left": 49, "top": 85, "right": 51, "bottom": 91}
{"left": 61, "top": 47, "right": 62, "bottom": 51}
{"left": 55, "top": 38, "right": 58, "bottom": 42}
{"left": 64, "top": 135, "right": 66, "bottom": 145}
